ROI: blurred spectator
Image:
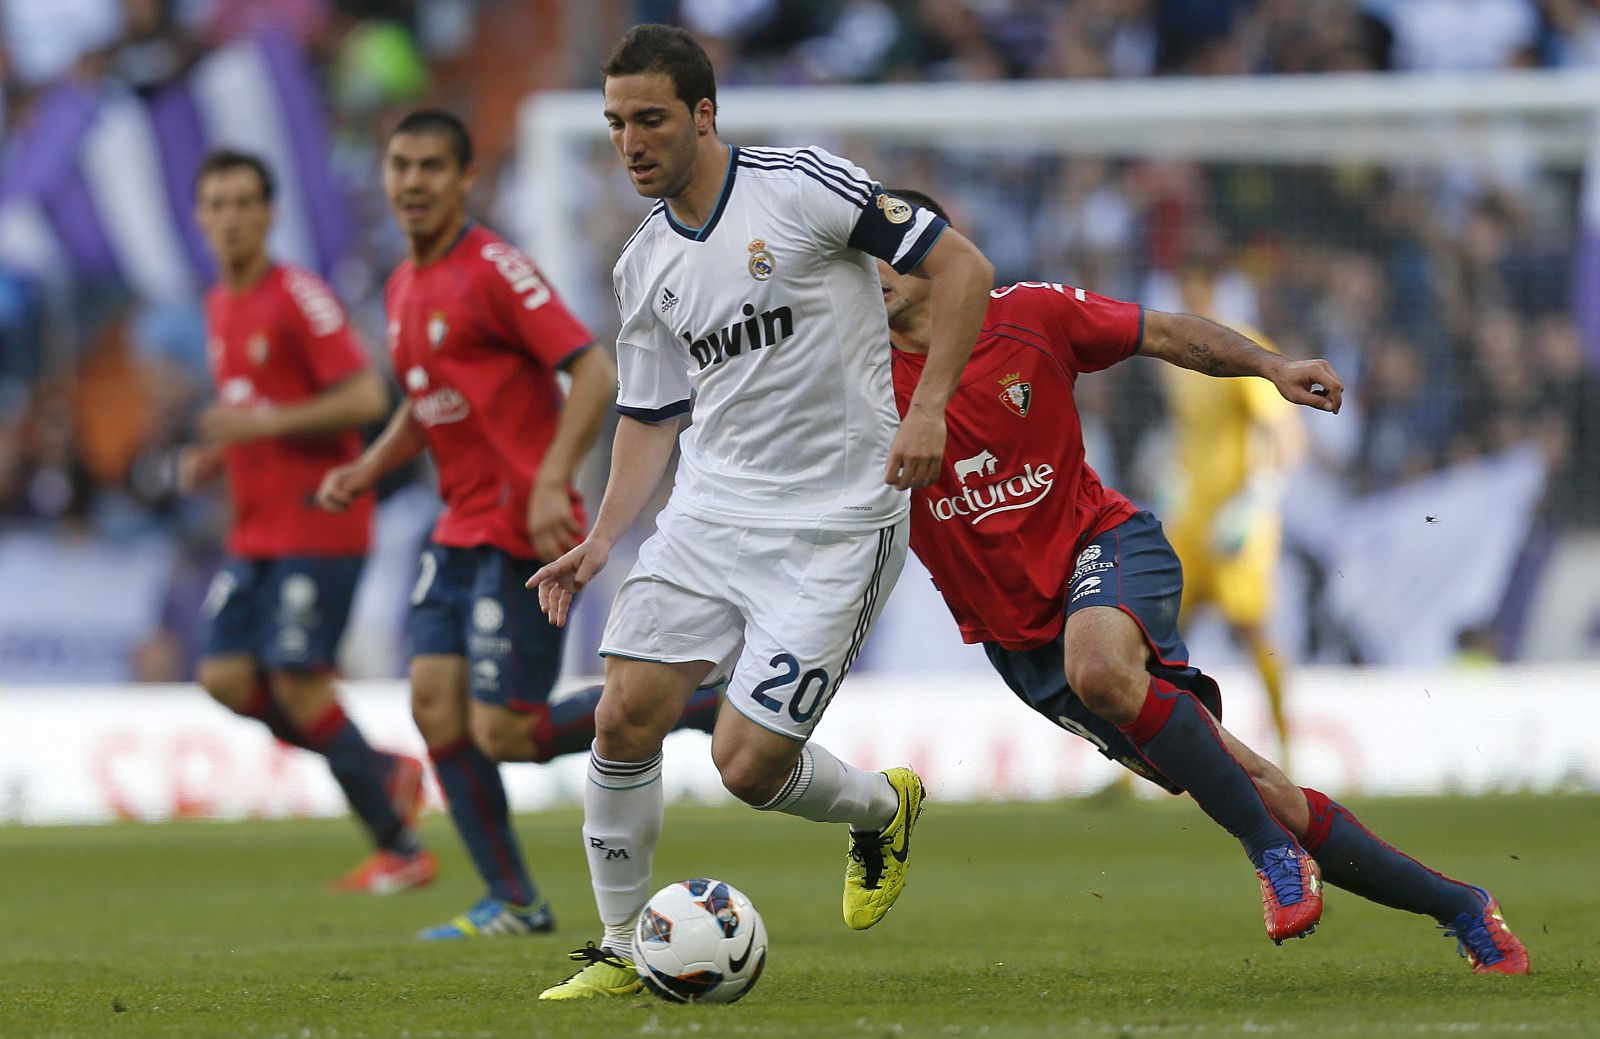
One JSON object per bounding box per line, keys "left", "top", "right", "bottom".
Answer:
{"left": 1354, "top": 333, "right": 1450, "bottom": 490}
{"left": 1041, "top": 0, "right": 1157, "bottom": 79}
{"left": 1543, "top": 0, "right": 1600, "bottom": 67}
{"left": 110, "top": 0, "right": 202, "bottom": 93}
{"left": 199, "top": 0, "right": 331, "bottom": 49}
{"left": 3, "top": 0, "right": 1597, "bottom": 678}
{"left": 1532, "top": 314, "right": 1600, "bottom": 522}
{"left": 0, "top": 0, "right": 123, "bottom": 89}
{"left": 1380, "top": 0, "right": 1539, "bottom": 72}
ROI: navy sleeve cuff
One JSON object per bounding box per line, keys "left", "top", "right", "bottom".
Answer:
{"left": 617, "top": 398, "right": 692, "bottom": 423}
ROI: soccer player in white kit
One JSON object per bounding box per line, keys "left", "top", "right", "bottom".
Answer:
{"left": 530, "top": 24, "right": 995, "bottom": 999}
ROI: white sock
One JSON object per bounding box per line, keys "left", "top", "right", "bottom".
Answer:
{"left": 757, "top": 743, "right": 897, "bottom": 830}
{"left": 584, "top": 745, "right": 663, "bottom": 957}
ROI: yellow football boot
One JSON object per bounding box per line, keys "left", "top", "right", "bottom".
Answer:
{"left": 843, "top": 767, "right": 926, "bottom": 930}
{"left": 538, "top": 942, "right": 643, "bottom": 1000}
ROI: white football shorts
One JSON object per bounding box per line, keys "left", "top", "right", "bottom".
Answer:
{"left": 600, "top": 505, "right": 908, "bottom": 740}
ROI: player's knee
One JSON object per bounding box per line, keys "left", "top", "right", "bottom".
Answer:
{"left": 595, "top": 688, "right": 668, "bottom": 742}
{"left": 410, "top": 683, "right": 461, "bottom": 746}
{"left": 1065, "top": 653, "right": 1145, "bottom": 724}
{"left": 468, "top": 709, "right": 536, "bottom": 763}
{"left": 715, "top": 755, "right": 787, "bottom": 807}
{"left": 197, "top": 660, "right": 252, "bottom": 712}
{"left": 269, "top": 670, "right": 333, "bottom": 719}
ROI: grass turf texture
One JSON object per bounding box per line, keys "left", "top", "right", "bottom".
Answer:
{"left": 1, "top": 794, "right": 1594, "bottom": 1038}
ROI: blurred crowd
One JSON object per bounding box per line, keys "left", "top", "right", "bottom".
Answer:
{"left": 1, "top": 0, "right": 1598, "bottom": 680}
{"left": 637, "top": 0, "right": 1600, "bottom": 82}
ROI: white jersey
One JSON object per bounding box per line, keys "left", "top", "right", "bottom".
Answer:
{"left": 612, "top": 145, "right": 948, "bottom": 531}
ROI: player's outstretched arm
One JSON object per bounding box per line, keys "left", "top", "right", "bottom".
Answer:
{"left": 886, "top": 229, "right": 994, "bottom": 490}
{"left": 314, "top": 402, "right": 428, "bottom": 512}
{"left": 1138, "top": 310, "right": 1343, "bottom": 413}
{"left": 199, "top": 371, "right": 389, "bottom": 444}
{"left": 527, "top": 346, "right": 619, "bottom": 562}
{"left": 526, "top": 413, "right": 683, "bottom": 627}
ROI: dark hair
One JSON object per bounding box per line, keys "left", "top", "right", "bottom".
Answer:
{"left": 885, "top": 187, "right": 949, "bottom": 224}
{"left": 602, "top": 24, "right": 717, "bottom": 119}
{"left": 195, "top": 149, "right": 274, "bottom": 202}
{"left": 389, "top": 109, "right": 473, "bottom": 169}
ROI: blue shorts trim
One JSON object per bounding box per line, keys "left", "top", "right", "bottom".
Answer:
{"left": 406, "top": 542, "right": 565, "bottom": 711}
{"left": 201, "top": 556, "right": 363, "bottom": 673}
{"left": 984, "top": 511, "right": 1222, "bottom": 794}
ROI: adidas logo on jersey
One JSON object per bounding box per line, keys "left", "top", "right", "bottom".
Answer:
{"left": 681, "top": 303, "right": 795, "bottom": 371}
{"left": 660, "top": 288, "right": 679, "bottom": 313}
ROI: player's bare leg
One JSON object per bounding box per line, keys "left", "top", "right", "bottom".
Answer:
{"left": 197, "top": 654, "right": 259, "bottom": 714}
{"left": 199, "top": 655, "right": 316, "bottom": 753}
{"left": 541, "top": 658, "right": 705, "bottom": 999}
{"left": 1065, "top": 605, "right": 1320, "bottom": 942}
{"left": 709, "top": 699, "right": 917, "bottom": 930}
{"left": 470, "top": 682, "right": 721, "bottom": 765}
{"left": 708, "top": 708, "right": 803, "bottom": 805}
{"left": 1214, "top": 723, "right": 1528, "bottom": 973}
{"left": 410, "top": 654, "right": 469, "bottom": 745}
{"left": 412, "top": 655, "right": 544, "bottom": 936}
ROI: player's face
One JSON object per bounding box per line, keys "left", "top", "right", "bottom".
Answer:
{"left": 384, "top": 131, "right": 474, "bottom": 240}
{"left": 603, "top": 72, "right": 707, "bottom": 200}
{"left": 194, "top": 167, "right": 271, "bottom": 268}
{"left": 877, "top": 259, "right": 931, "bottom": 330}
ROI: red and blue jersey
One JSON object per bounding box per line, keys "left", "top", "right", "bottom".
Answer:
{"left": 386, "top": 223, "right": 594, "bottom": 558}
{"left": 205, "top": 263, "right": 371, "bottom": 558}
{"left": 891, "top": 281, "right": 1142, "bottom": 649}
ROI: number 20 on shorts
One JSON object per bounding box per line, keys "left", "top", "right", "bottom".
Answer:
{"left": 749, "top": 653, "right": 831, "bottom": 725}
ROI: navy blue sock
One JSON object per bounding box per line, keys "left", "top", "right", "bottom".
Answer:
{"left": 1302, "top": 788, "right": 1481, "bottom": 922}
{"left": 530, "top": 682, "right": 721, "bottom": 763}
{"left": 1117, "top": 677, "right": 1296, "bottom": 868}
{"left": 305, "top": 704, "right": 413, "bottom": 854}
{"left": 429, "top": 737, "right": 537, "bottom": 907}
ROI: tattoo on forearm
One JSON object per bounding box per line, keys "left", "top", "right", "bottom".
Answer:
{"left": 1185, "top": 340, "right": 1231, "bottom": 376}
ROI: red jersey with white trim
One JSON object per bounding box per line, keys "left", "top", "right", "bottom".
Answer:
{"left": 891, "top": 281, "right": 1143, "bottom": 649}
{"left": 386, "top": 223, "right": 594, "bottom": 558}
{"left": 205, "top": 263, "right": 371, "bottom": 557}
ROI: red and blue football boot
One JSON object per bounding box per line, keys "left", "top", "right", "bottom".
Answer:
{"left": 1258, "top": 844, "right": 1323, "bottom": 944}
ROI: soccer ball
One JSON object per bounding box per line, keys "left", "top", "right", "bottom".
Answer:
{"left": 633, "top": 878, "right": 768, "bottom": 1004}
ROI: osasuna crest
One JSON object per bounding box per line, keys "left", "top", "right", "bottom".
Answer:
{"left": 427, "top": 310, "right": 449, "bottom": 348}
{"left": 998, "top": 372, "right": 1031, "bottom": 417}
{"left": 247, "top": 333, "right": 269, "bottom": 365}
{"left": 747, "top": 238, "right": 775, "bottom": 281}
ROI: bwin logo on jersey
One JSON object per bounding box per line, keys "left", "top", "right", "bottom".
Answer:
{"left": 681, "top": 303, "right": 795, "bottom": 371}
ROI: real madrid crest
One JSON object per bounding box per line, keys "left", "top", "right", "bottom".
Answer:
{"left": 247, "top": 333, "right": 269, "bottom": 365}
{"left": 427, "top": 311, "right": 449, "bottom": 348}
{"left": 748, "top": 238, "right": 775, "bottom": 281}
{"left": 998, "top": 371, "right": 1032, "bottom": 417}
{"left": 876, "top": 193, "right": 913, "bottom": 225}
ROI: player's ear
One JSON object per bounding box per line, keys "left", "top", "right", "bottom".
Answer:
{"left": 693, "top": 98, "right": 715, "bottom": 136}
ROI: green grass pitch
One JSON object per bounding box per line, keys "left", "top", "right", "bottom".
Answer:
{"left": 2, "top": 794, "right": 1595, "bottom": 1038}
